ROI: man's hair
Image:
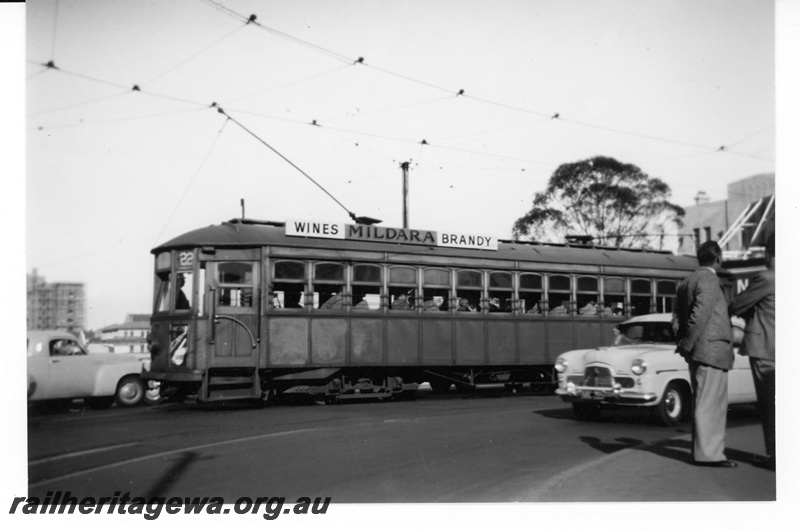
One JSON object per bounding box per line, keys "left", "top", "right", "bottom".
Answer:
{"left": 696, "top": 241, "right": 722, "bottom": 266}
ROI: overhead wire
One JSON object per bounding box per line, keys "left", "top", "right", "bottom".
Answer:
{"left": 28, "top": 58, "right": 769, "bottom": 198}
{"left": 211, "top": 104, "right": 357, "bottom": 219}
{"left": 323, "top": 95, "right": 453, "bottom": 123}
{"left": 143, "top": 23, "right": 249, "bottom": 86}
{"left": 31, "top": 106, "right": 208, "bottom": 131}
{"left": 154, "top": 121, "right": 228, "bottom": 244}
{"left": 194, "top": 2, "right": 773, "bottom": 163}
{"left": 29, "top": 1, "right": 775, "bottom": 223}
{"left": 27, "top": 67, "right": 51, "bottom": 81}
{"left": 27, "top": 89, "right": 131, "bottom": 117}
{"left": 224, "top": 65, "right": 350, "bottom": 104}
{"left": 198, "top": 0, "right": 353, "bottom": 64}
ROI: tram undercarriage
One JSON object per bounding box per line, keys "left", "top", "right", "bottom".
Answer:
{"left": 153, "top": 365, "right": 556, "bottom": 405}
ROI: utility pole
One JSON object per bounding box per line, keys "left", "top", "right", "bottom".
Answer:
{"left": 400, "top": 161, "right": 410, "bottom": 228}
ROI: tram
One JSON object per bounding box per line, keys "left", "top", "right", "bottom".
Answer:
{"left": 143, "top": 218, "right": 698, "bottom": 404}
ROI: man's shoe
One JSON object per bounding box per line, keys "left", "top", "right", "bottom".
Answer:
{"left": 693, "top": 460, "right": 738, "bottom": 468}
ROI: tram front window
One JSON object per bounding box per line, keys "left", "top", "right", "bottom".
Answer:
{"left": 176, "top": 272, "right": 194, "bottom": 310}
{"left": 156, "top": 271, "right": 172, "bottom": 313}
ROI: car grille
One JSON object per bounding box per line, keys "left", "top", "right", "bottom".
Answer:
{"left": 582, "top": 366, "right": 613, "bottom": 388}
{"left": 566, "top": 373, "right": 635, "bottom": 389}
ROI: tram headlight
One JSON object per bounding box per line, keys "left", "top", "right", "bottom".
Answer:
{"left": 631, "top": 358, "right": 647, "bottom": 375}
{"left": 555, "top": 358, "right": 568, "bottom": 373}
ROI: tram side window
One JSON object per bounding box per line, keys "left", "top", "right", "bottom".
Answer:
{"left": 422, "top": 268, "right": 450, "bottom": 311}
{"left": 352, "top": 264, "right": 382, "bottom": 310}
{"left": 272, "top": 260, "right": 306, "bottom": 309}
{"left": 603, "top": 277, "right": 626, "bottom": 317}
{"left": 388, "top": 266, "right": 417, "bottom": 310}
{"left": 314, "top": 263, "right": 345, "bottom": 310}
{"left": 656, "top": 280, "right": 677, "bottom": 313}
{"left": 631, "top": 279, "right": 653, "bottom": 316}
{"left": 548, "top": 275, "right": 572, "bottom": 316}
{"left": 217, "top": 262, "right": 253, "bottom": 307}
{"left": 456, "top": 270, "right": 482, "bottom": 312}
{"left": 519, "top": 273, "right": 543, "bottom": 314}
{"left": 576, "top": 276, "right": 599, "bottom": 316}
{"left": 488, "top": 271, "right": 512, "bottom": 313}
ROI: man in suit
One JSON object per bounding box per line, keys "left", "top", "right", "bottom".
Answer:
{"left": 730, "top": 234, "right": 775, "bottom": 470}
{"left": 675, "top": 241, "right": 736, "bottom": 467}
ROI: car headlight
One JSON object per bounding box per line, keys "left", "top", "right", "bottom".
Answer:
{"left": 555, "top": 358, "right": 568, "bottom": 373}
{"left": 631, "top": 358, "right": 647, "bottom": 375}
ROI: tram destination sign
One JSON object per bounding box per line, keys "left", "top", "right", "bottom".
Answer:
{"left": 286, "top": 220, "right": 498, "bottom": 251}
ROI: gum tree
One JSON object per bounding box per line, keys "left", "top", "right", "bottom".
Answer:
{"left": 512, "top": 156, "right": 684, "bottom": 249}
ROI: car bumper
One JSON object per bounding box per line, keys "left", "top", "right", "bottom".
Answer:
{"left": 556, "top": 386, "right": 658, "bottom": 405}
{"left": 141, "top": 369, "right": 203, "bottom": 383}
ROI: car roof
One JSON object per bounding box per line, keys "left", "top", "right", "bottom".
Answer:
{"left": 27, "top": 330, "right": 78, "bottom": 343}
{"left": 621, "top": 313, "right": 672, "bottom": 325}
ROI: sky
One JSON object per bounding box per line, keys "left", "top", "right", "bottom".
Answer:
{"left": 21, "top": 0, "right": 780, "bottom": 330}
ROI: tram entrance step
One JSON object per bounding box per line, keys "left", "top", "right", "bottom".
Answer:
{"left": 201, "top": 370, "right": 260, "bottom": 402}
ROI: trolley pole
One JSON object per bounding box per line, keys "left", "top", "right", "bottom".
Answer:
{"left": 401, "top": 161, "right": 410, "bottom": 229}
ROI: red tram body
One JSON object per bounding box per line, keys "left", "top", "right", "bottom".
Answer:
{"left": 143, "top": 218, "right": 698, "bottom": 404}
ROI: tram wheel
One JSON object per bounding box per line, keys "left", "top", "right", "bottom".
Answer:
{"left": 429, "top": 379, "right": 452, "bottom": 393}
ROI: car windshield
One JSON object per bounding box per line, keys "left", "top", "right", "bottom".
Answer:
{"left": 613, "top": 321, "right": 675, "bottom": 346}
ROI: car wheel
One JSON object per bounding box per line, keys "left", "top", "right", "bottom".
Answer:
{"left": 115, "top": 375, "right": 145, "bottom": 407}
{"left": 654, "top": 381, "right": 689, "bottom": 426}
{"left": 572, "top": 402, "right": 602, "bottom": 421}
{"left": 85, "top": 396, "right": 115, "bottom": 410}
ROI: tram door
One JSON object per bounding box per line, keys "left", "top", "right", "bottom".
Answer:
{"left": 207, "top": 260, "right": 260, "bottom": 367}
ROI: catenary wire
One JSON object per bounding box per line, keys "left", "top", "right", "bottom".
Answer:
{"left": 144, "top": 24, "right": 249, "bottom": 86}
{"left": 212, "top": 105, "right": 356, "bottom": 218}
{"left": 154, "top": 121, "right": 228, "bottom": 244}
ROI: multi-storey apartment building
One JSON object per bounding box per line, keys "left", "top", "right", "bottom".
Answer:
{"left": 27, "top": 269, "right": 86, "bottom": 333}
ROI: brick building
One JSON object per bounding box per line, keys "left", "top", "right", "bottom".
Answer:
{"left": 26, "top": 269, "right": 86, "bottom": 333}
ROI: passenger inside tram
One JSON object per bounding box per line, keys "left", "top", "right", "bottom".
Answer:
{"left": 319, "top": 291, "right": 344, "bottom": 310}
{"left": 456, "top": 297, "right": 473, "bottom": 311}
{"left": 550, "top": 300, "right": 570, "bottom": 315}
{"left": 390, "top": 292, "right": 413, "bottom": 310}
{"left": 175, "top": 273, "right": 191, "bottom": 310}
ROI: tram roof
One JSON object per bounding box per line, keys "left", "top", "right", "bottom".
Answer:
{"left": 153, "top": 219, "right": 698, "bottom": 271}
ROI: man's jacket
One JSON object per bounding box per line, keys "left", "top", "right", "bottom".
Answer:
{"left": 675, "top": 267, "right": 734, "bottom": 370}
{"left": 729, "top": 269, "right": 775, "bottom": 361}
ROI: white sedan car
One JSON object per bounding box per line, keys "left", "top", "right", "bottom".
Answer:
{"left": 27, "top": 330, "right": 154, "bottom": 410}
{"left": 554, "top": 314, "right": 756, "bottom": 426}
